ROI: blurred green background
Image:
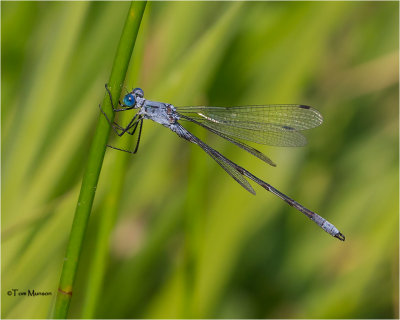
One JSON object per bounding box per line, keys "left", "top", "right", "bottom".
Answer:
{"left": 2, "top": 1, "right": 399, "bottom": 319}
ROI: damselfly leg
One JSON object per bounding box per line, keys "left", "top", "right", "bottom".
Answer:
{"left": 99, "top": 84, "right": 144, "bottom": 153}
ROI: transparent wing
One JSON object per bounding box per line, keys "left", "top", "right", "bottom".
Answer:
{"left": 179, "top": 114, "right": 276, "bottom": 166}
{"left": 176, "top": 105, "right": 323, "bottom": 130}
{"left": 176, "top": 105, "right": 323, "bottom": 147}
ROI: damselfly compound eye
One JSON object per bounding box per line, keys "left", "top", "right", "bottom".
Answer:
{"left": 123, "top": 93, "right": 136, "bottom": 107}
{"left": 133, "top": 88, "right": 144, "bottom": 98}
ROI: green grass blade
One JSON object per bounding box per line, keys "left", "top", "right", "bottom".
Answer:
{"left": 51, "top": 2, "right": 147, "bottom": 318}
{"left": 81, "top": 9, "right": 149, "bottom": 317}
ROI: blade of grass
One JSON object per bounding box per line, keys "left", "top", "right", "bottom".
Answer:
{"left": 80, "top": 7, "right": 149, "bottom": 317}
{"left": 51, "top": 1, "right": 147, "bottom": 318}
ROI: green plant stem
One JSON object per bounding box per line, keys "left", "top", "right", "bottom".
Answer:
{"left": 52, "top": 2, "right": 147, "bottom": 318}
{"left": 81, "top": 16, "right": 147, "bottom": 316}
{"left": 80, "top": 154, "right": 131, "bottom": 318}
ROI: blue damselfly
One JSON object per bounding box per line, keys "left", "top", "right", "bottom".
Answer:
{"left": 99, "top": 84, "right": 345, "bottom": 241}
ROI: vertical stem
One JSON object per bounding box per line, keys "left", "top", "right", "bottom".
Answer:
{"left": 81, "top": 14, "right": 148, "bottom": 316}
{"left": 52, "top": 1, "right": 147, "bottom": 318}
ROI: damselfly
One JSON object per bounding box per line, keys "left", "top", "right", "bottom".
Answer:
{"left": 99, "top": 84, "right": 345, "bottom": 241}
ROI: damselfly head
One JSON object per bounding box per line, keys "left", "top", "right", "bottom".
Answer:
{"left": 123, "top": 88, "right": 144, "bottom": 108}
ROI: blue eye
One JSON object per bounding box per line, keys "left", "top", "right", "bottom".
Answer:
{"left": 123, "top": 94, "right": 136, "bottom": 107}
